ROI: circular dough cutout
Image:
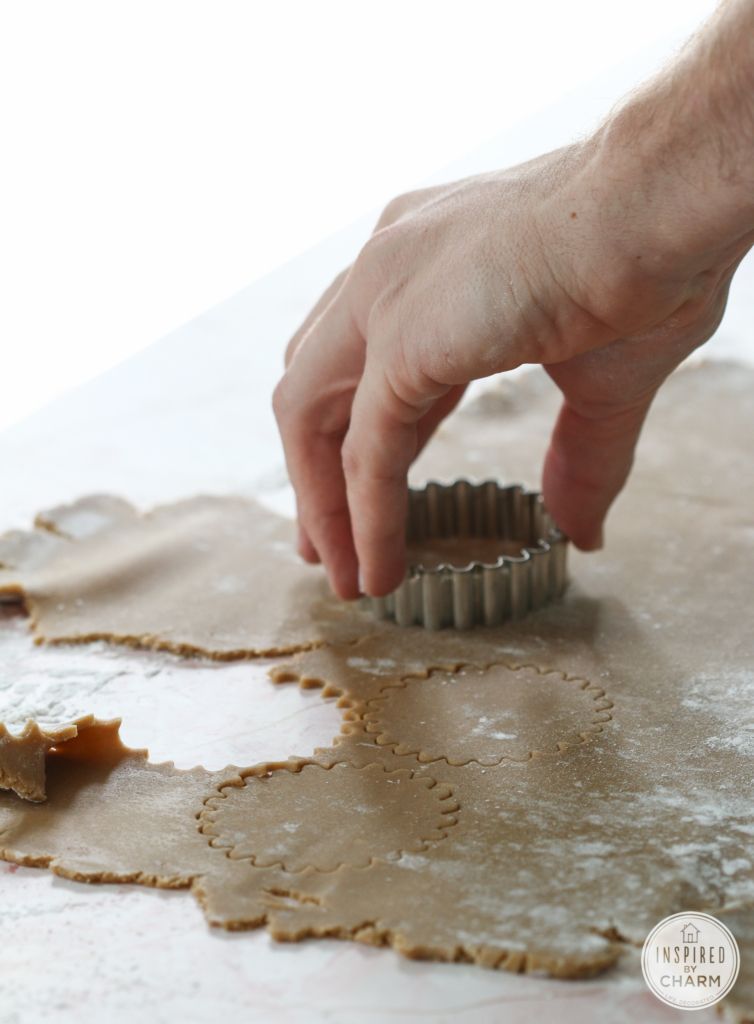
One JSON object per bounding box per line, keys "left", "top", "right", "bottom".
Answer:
{"left": 202, "top": 762, "right": 457, "bottom": 871}
{"left": 366, "top": 664, "right": 607, "bottom": 765}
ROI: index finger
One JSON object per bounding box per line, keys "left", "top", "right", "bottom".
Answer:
{"left": 342, "top": 352, "right": 452, "bottom": 596}
{"left": 273, "top": 294, "right": 366, "bottom": 599}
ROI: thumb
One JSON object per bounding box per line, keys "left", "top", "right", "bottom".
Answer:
{"left": 541, "top": 397, "right": 655, "bottom": 550}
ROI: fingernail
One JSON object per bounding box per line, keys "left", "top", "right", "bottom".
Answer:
{"left": 357, "top": 565, "right": 365, "bottom": 595}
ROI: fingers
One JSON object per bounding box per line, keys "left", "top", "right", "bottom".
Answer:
{"left": 343, "top": 356, "right": 451, "bottom": 596}
{"left": 297, "top": 520, "right": 320, "bottom": 563}
{"left": 542, "top": 302, "right": 724, "bottom": 548}
{"left": 273, "top": 296, "right": 366, "bottom": 600}
{"left": 278, "top": 277, "right": 458, "bottom": 598}
{"left": 414, "top": 384, "right": 468, "bottom": 455}
{"left": 542, "top": 397, "right": 654, "bottom": 550}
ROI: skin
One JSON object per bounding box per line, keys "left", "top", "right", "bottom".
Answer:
{"left": 274, "top": 0, "right": 754, "bottom": 600}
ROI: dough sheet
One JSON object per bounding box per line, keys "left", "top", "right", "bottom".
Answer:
{"left": 202, "top": 762, "right": 459, "bottom": 872}
{"left": 0, "top": 494, "right": 375, "bottom": 657}
{"left": 361, "top": 664, "right": 609, "bottom": 765}
{"left": 1, "top": 362, "right": 754, "bottom": 1015}
{"left": 0, "top": 716, "right": 240, "bottom": 885}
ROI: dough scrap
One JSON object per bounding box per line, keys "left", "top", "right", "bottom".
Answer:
{"left": 0, "top": 716, "right": 240, "bottom": 886}
{"left": 202, "top": 762, "right": 459, "bottom": 871}
{"left": 0, "top": 714, "right": 142, "bottom": 803}
{"left": 0, "top": 527, "right": 66, "bottom": 601}
{"left": 362, "top": 664, "right": 609, "bottom": 765}
{"left": 0, "top": 494, "right": 375, "bottom": 658}
{"left": 0, "top": 718, "right": 77, "bottom": 801}
{"left": 1, "top": 363, "right": 754, "bottom": 1013}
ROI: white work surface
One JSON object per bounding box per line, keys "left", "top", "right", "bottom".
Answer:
{"left": 3, "top": 41, "right": 754, "bottom": 1024}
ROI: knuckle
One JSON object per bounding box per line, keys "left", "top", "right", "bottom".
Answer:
{"left": 272, "top": 377, "right": 291, "bottom": 422}
{"left": 329, "top": 266, "right": 350, "bottom": 292}
{"left": 377, "top": 188, "right": 429, "bottom": 229}
{"left": 375, "top": 193, "right": 409, "bottom": 230}
{"left": 352, "top": 223, "right": 408, "bottom": 295}
{"left": 356, "top": 229, "right": 388, "bottom": 268}
{"left": 284, "top": 333, "right": 301, "bottom": 367}
{"left": 340, "top": 437, "right": 361, "bottom": 480}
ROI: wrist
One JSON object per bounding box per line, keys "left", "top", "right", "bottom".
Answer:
{"left": 589, "top": 0, "right": 754, "bottom": 274}
{"left": 594, "top": 95, "right": 754, "bottom": 269}
{"left": 539, "top": 78, "right": 754, "bottom": 338}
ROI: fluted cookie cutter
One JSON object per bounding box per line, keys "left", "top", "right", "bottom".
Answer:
{"left": 370, "top": 480, "right": 568, "bottom": 630}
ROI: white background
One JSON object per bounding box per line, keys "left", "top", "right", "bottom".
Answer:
{"left": 0, "top": 0, "right": 721, "bottom": 434}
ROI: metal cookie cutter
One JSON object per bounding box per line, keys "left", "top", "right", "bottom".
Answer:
{"left": 369, "top": 480, "right": 568, "bottom": 630}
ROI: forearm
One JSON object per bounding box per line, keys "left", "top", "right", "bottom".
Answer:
{"left": 607, "top": 0, "right": 754, "bottom": 247}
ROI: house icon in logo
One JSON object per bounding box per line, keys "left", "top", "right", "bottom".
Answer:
{"left": 681, "top": 923, "right": 701, "bottom": 943}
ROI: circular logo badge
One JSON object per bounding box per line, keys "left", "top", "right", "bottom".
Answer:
{"left": 642, "top": 912, "right": 740, "bottom": 1010}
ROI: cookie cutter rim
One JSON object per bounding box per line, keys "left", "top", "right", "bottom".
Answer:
{"left": 369, "top": 479, "right": 568, "bottom": 630}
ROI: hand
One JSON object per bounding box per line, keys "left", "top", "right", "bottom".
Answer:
{"left": 273, "top": 0, "right": 754, "bottom": 601}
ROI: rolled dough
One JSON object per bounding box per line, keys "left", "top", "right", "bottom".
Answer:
{"left": 0, "top": 716, "right": 240, "bottom": 885}
{"left": 1, "top": 362, "right": 753, "bottom": 1017}
{"left": 0, "top": 494, "right": 375, "bottom": 657}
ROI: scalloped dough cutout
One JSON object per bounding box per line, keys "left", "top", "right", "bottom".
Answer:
{"left": 365, "top": 664, "right": 611, "bottom": 765}
{"left": 0, "top": 714, "right": 242, "bottom": 885}
{"left": 201, "top": 763, "right": 458, "bottom": 872}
